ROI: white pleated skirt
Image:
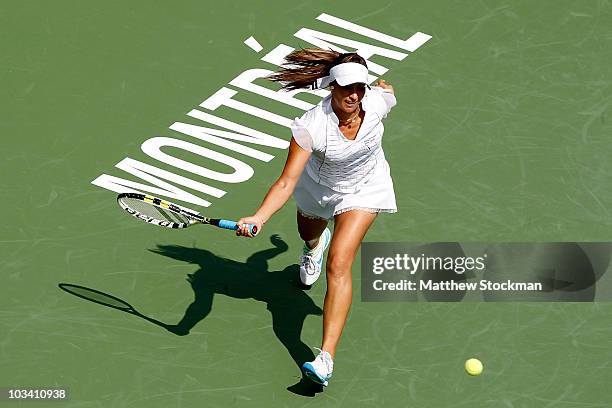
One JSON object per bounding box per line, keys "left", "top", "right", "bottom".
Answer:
{"left": 293, "top": 159, "right": 397, "bottom": 221}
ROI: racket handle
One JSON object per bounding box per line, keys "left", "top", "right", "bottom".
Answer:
{"left": 218, "top": 219, "right": 258, "bottom": 236}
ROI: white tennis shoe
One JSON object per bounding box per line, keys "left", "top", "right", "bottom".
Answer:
{"left": 302, "top": 348, "right": 334, "bottom": 386}
{"left": 299, "top": 228, "right": 331, "bottom": 286}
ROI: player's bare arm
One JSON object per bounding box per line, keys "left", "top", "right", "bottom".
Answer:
{"left": 236, "top": 138, "right": 311, "bottom": 236}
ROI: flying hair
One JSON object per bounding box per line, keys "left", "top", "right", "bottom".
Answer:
{"left": 267, "top": 48, "right": 368, "bottom": 91}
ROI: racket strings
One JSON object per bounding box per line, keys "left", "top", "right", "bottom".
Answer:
{"left": 121, "top": 197, "right": 190, "bottom": 224}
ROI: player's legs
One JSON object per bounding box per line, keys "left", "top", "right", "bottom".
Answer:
{"left": 296, "top": 210, "right": 331, "bottom": 286}
{"left": 296, "top": 210, "right": 328, "bottom": 249}
{"left": 321, "top": 210, "right": 377, "bottom": 358}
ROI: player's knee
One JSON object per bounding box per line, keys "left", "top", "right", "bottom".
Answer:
{"left": 326, "top": 253, "right": 352, "bottom": 279}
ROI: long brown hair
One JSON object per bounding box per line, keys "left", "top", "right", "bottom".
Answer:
{"left": 267, "top": 48, "right": 367, "bottom": 91}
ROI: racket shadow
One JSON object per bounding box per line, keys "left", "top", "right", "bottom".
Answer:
{"left": 57, "top": 283, "right": 174, "bottom": 332}
{"left": 150, "top": 234, "right": 322, "bottom": 373}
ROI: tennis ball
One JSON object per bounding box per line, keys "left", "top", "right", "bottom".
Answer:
{"left": 465, "top": 358, "right": 483, "bottom": 376}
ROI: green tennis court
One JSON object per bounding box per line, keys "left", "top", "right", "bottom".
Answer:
{"left": 2, "top": 0, "right": 611, "bottom": 406}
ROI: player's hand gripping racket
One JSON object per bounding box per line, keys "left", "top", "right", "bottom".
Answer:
{"left": 117, "top": 193, "right": 258, "bottom": 236}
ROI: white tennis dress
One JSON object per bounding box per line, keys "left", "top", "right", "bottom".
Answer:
{"left": 291, "top": 86, "right": 398, "bottom": 220}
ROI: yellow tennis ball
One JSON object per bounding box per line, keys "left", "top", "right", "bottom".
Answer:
{"left": 465, "top": 358, "right": 483, "bottom": 376}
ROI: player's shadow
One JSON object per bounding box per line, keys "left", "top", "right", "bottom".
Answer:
{"left": 151, "top": 235, "right": 322, "bottom": 388}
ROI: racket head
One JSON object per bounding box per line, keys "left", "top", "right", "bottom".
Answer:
{"left": 58, "top": 283, "right": 136, "bottom": 313}
{"left": 117, "top": 193, "right": 199, "bottom": 229}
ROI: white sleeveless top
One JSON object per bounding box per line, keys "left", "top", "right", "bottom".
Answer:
{"left": 290, "top": 86, "right": 397, "bottom": 193}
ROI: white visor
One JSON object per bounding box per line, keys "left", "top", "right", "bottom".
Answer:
{"left": 315, "top": 62, "right": 370, "bottom": 89}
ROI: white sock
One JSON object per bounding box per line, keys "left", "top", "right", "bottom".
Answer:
{"left": 306, "top": 238, "right": 320, "bottom": 251}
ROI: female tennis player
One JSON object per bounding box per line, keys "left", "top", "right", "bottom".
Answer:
{"left": 235, "top": 48, "right": 397, "bottom": 387}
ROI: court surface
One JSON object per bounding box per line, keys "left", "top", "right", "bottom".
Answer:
{"left": 2, "top": 1, "right": 612, "bottom": 406}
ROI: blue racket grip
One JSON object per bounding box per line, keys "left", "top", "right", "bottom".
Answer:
{"left": 219, "top": 219, "right": 258, "bottom": 236}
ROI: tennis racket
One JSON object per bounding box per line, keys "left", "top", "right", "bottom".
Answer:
{"left": 117, "top": 193, "right": 258, "bottom": 236}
